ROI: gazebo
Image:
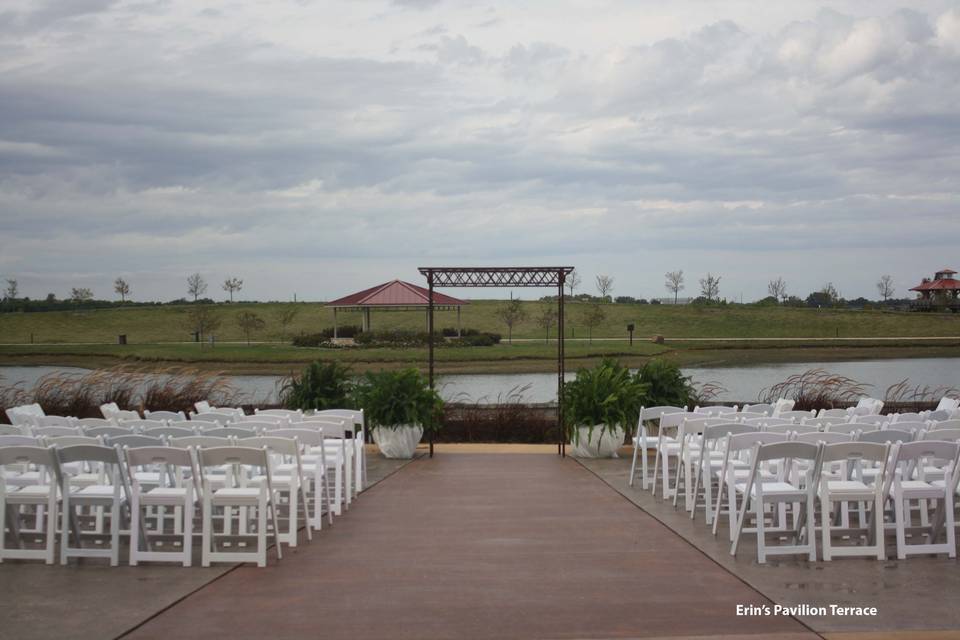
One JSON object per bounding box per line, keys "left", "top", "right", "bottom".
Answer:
{"left": 910, "top": 268, "right": 960, "bottom": 310}
{"left": 326, "top": 279, "right": 468, "bottom": 338}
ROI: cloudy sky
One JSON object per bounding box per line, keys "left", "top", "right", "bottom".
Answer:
{"left": 1, "top": 1, "right": 959, "bottom": 303}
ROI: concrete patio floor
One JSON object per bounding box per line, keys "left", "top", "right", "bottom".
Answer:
{"left": 2, "top": 447, "right": 959, "bottom": 640}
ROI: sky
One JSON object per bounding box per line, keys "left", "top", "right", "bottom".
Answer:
{"left": 1, "top": 0, "right": 958, "bottom": 303}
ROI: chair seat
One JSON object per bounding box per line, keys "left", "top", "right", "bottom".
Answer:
{"left": 824, "top": 480, "right": 873, "bottom": 495}
{"left": 141, "top": 487, "right": 192, "bottom": 505}
{"left": 3, "top": 470, "right": 41, "bottom": 486}
{"left": 5, "top": 484, "right": 56, "bottom": 503}
{"left": 134, "top": 472, "right": 162, "bottom": 484}
{"left": 72, "top": 484, "right": 120, "bottom": 503}
{"left": 68, "top": 473, "right": 102, "bottom": 486}
{"left": 738, "top": 481, "right": 804, "bottom": 497}
{"left": 211, "top": 487, "right": 263, "bottom": 506}
{"left": 249, "top": 474, "right": 296, "bottom": 488}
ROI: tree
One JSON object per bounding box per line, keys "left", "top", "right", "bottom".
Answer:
{"left": 595, "top": 274, "right": 614, "bottom": 302}
{"left": 236, "top": 311, "right": 265, "bottom": 345}
{"left": 114, "top": 277, "right": 130, "bottom": 303}
{"left": 877, "top": 275, "right": 894, "bottom": 302}
{"left": 699, "top": 273, "right": 721, "bottom": 302}
{"left": 767, "top": 277, "right": 787, "bottom": 303}
{"left": 536, "top": 306, "right": 558, "bottom": 344}
{"left": 187, "top": 273, "right": 207, "bottom": 302}
{"left": 70, "top": 287, "right": 93, "bottom": 303}
{"left": 4, "top": 279, "right": 17, "bottom": 301}
{"left": 664, "top": 270, "right": 684, "bottom": 304}
{"left": 566, "top": 270, "right": 581, "bottom": 297}
{"left": 495, "top": 298, "right": 527, "bottom": 344}
{"left": 581, "top": 303, "right": 606, "bottom": 344}
{"left": 222, "top": 277, "right": 243, "bottom": 302}
{"left": 45, "top": 293, "right": 56, "bottom": 303}
{"left": 185, "top": 305, "right": 221, "bottom": 342}
{"left": 278, "top": 305, "right": 299, "bottom": 340}
{"left": 821, "top": 282, "right": 840, "bottom": 303}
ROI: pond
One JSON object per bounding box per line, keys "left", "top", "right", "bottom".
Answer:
{"left": 2, "top": 358, "right": 958, "bottom": 405}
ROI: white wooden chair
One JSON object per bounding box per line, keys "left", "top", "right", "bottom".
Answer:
{"left": 126, "top": 446, "right": 198, "bottom": 566}
{"left": 818, "top": 441, "right": 889, "bottom": 560}
{"left": 650, "top": 411, "right": 698, "bottom": 497}
{"left": 4, "top": 403, "right": 45, "bottom": 427}
{"left": 771, "top": 398, "right": 796, "bottom": 417}
{"left": 0, "top": 445, "right": 59, "bottom": 564}
{"left": 33, "top": 426, "right": 81, "bottom": 438}
{"left": 741, "top": 404, "right": 773, "bottom": 416}
{"left": 245, "top": 436, "right": 312, "bottom": 547}
{"left": 777, "top": 410, "right": 816, "bottom": 422}
{"left": 85, "top": 426, "right": 132, "bottom": 439}
{"left": 55, "top": 444, "right": 128, "bottom": 566}
{"left": 712, "top": 431, "right": 789, "bottom": 540}
{"left": 268, "top": 429, "right": 334, "bottom": 530}
{"left": 0, "top": 425, "right": 26, "bottom": 436}
{"left": 32, "top": 416, "right": 78, "bottom": 428}
{"left": 198, "top": 446, "right": 282, "bottom": 567}
{"left": 75, "top": 418, "right": 115, "bottom": 429}
{"left": 315, "top": 409, "right": 367, "bottom": 495}
{"left": 818, "top": 408, "right": 849, "bottom": 419}
{"left": 731, "top": 441, "right": 821, "bottom": 563}
{"left": 628, "top": 406, "right": 686, "bottom": 489}
{"left": 117, "top": 419, "right": 168, "bottom": 432}
{"left": 690, "top": 423, "right": 757, "bottom": 525}
{"left": 144, "top": 410, "right": 187, "bottom": 422}
{"left": 189, "top": 411, "right": 237, "bottom": 425}
{"left": 298, "top": 419, "right": 353, "bottom": 513}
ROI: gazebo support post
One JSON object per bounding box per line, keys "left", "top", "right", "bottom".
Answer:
{"left": 427, "top": 271, "right": 435, "bottom": 458}
{"left": 457, "top": 306, "right": 461, "bottom": 337}
{"left": 333, "top": 308, "right": 338, "bottom": 339}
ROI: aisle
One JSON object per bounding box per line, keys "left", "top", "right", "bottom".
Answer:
{"left": 125, "top": 454, "right": 814, "bottom": 639}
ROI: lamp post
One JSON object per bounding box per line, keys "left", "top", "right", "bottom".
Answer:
{"left": 627, "top": 323, "right": 635, "bottom": 346}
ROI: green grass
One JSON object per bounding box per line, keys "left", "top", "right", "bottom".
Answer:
{"left": 1, "top": 300, "right": 959, "bottom": 344}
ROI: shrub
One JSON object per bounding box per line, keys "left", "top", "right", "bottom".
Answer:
{"left": 292, "top": 333, "right": 327, "bottom": 347}
{"left": 759, "top": 368, "right": 869, "bottom": 411}
{"left": 280, "top": 361, "right": 355, "bottom": 411}
{"left": 637, "top": 359, "right": 694, "bottom": 408}
{"left": 562, "top": 359, "right": 649, "bottom": 447}
{"left": 320, "top": 325, "right": 362, "bottom": 339}
{"left": 350, "top": 368, "right": 443, "bottom": 433}
{"left": 354, "top": 329, "right": 432, "bottom": 347}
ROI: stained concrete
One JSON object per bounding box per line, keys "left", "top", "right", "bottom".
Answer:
{"left": 125, "top": 454, "right": 813, "bottom": 640}
{"left": 578, "top": 455, "right": 960, "bottom": 636}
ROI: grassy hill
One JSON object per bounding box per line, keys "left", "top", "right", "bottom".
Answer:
{"left": 1, "top": 300, "right": 959, "bottom": 344}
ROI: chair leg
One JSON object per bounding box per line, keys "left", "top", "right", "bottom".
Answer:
{"left": 130, "top": 494, "right": 141, "bottom": 566}
{"left": 894, "top": 490, "right": 907, "bottom": 560}
{"left": 269, "top": 498, "right": 282, "bottom": 561}
{"left": 201, "top": 495, "right": 211, "bottom": 568}
{"left": 628, "top": 441, "right": 639, "bottom": 487}
{"left": 821, "top": 494, "right": 831, "bottom": 561}
{"left": 257, "top": 496, "right": 267, "bottom": 568}
{"left": 183, "top": 499, "right": 193, "bottom": 567}
{"left": 300, "top": 484, "right": 312, "bottom": 542}
{"left": 755, "top": 496, "right": 766, "bottom": 563}
{"left": 805, "top": 493, "right": 816, "bottom": 561}
{"left": 110, "top": 500, "right": 120, "bottom": 567}
{"left": 60, "top": 491, "right": 70, "bottom": 565}
{"left": 45, "top": 494, "right": 57, "bottom": 565}
{"left": 874, "top": 494, "right": 885, "bottom": 560}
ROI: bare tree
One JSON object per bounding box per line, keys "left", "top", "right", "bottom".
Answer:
{"left": 821, "top": 282, "right": 840, "bottom": 304}
{"left": 114, "top": 277, "right": 130, "bottom": 303}
{"left": 185, "top": 305, "right": 221, "bottom": 342}
{"left": 536, "top": 306, "right": 558, "bottom": 344}
{"left": 664, "top": 270, "right": 684, "bottom": 304}
{"left": 70, "top": 287, "right": 93, "bottom": 302}
{"left": 595, "top": 274, "right": 614, "bottom": 302}
{"left": 4, "top": 278, "right": 18, "bottom": 301}
{"left": 278, "top": 305, "right": 299, "bottom": 340}
{"left": 187, "top": 273, "right": 208, "bottom": 302}
{"left": 877, "top": 275, "right": 894, "bottom": 302}
{"left": 767, "top": 277, "right": 787, "bottom": 303}
{"left": 566, "top": 270, "right": 582, "bottom": 297}
{"left": 222, "top": 277, "right": 243, "bottom": 302}
{"left": 236, "top": 311, "right": 265, "bottom": 345}
{"left": 495, "top": 298, "right": 527, "bottom": 344}
{"left": 699, "top": 273, "right": 721, "bottom": 302}
{"left": 581, "top": 304, "right": 607, "bottom": 344}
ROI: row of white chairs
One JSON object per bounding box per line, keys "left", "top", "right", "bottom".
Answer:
{"left": 0, "top": 432, "right": 353, "bottom": 567}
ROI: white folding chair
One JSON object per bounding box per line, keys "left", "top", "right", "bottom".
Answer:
{"left": 189, "top": 411, "right": 237, "bottom": 425}
{"left": 198, "top": 446, "right": 282, "bottom": 567}
{"left": 143, "top": 426, "right": 196, "bottom": 439}
{"left": 85, "top": 426, "right": 133, "bottom": 439}
{"left": 777, "top": 410, "right": 816, "bottom": 422}
{"left": 298, "top": 419, "right": 352, "bottom": 514}
{"left": 75, "top": 418, "right": 115, "bottom": 429}
{"left": 650, "top": 411, "right": 698, "bottom": 497}
{"left": 741, "top": 404, "right": 773, "bottom": 416}
{"left": 818, "top": 441, "right": 889, "bottom": 560}
{"left": 818, "top": 408, "right": 849, "bottom": 419}
{"left": 315, "top": 409, "right": 367, "bottom": 495}
{"left": 144, "top": 410, "right": 188, "bottom": 422}
{"left": 690, "top": 423, "right": 757, "bottom": 525}
{"left": 0, "top": 425, "right": 26, "bottom": 436}
{"left": 269, "top": 429, "right": 334, "bottom": 530}
{"left": 628, "top": 406, "right": 686, "bottom": 489}
{"left": 0, "top": 445, "right": 59, "bottom": 564}
{"left": 731, "top": 441, "right": 821, "bottom": 563}
{"left": 31, "top": 416, "right": 78, "bottom": 428}
{"left": 126, "top": 446, "right": 198, "bottom": 566}
{"left": 712, "top": 431, "right": 789, "bottom": 540}
{"left": 54, "top": 444, "right": 128, "bottom": 566}
{"left": 245, "top": 436, "right": 312, "bottom": 547}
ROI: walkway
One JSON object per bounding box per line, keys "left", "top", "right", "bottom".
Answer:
{"left": 125, "top": 453, "right": 812, "bottom": 640}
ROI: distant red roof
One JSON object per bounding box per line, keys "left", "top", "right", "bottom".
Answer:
{"left": 911, "top": 278, "right": 960, "bottom": 292}
{"left": 326, "top": 280, "right": 468, "bottom": 307}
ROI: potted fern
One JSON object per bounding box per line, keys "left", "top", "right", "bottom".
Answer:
{"left": 351, "top": 368, "right": 443, "bottom": 459}
{"left": 563, "top": 359, "right": 648, "bottom": 458}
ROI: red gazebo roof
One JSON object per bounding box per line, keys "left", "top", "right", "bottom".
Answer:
{"left": 911, "top": 268, "right": 960, "bottom": 292}
{"left": 326, "top": 280, "right": 468, "bottom": 308}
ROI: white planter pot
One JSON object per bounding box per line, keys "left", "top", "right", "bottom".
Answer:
{"left": 569, "top": 425, "right": 625, "bottom": 458}
{"left": 372, "top": 424, "right": 424, "bottom": 459}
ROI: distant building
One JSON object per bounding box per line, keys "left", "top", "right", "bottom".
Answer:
{"left": 656, "top": 297, "right": 693, "bottom": 305}
{"left": 910, "top": 268, "right": 960, "bottom": 311}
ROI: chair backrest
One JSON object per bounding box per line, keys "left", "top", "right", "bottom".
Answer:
{"left": 125, "top": 445, "right": 194, "bottom": 469}
{"left": 44, "top": 435, "right": 103, "bottom": 447}
{"left": 266, "top": 428, "right": 323, "bottom": 447}
{"left": 824, "top": 423, "right": 861, "bottom": 435}
{"left": 32, "top": 415, "right": 77, "bottom": 428}
{"left": 792, "top": 431, "right": 852, "bottom": 444}
{"left": 857, "top": 429, "right": 913, "bottom": 444}
{"left": 0, "top": 425, "right": 26, "bottom": 436}
{"left": 694, "top": 405, "right": 738, "bottom": 417}
{"left": 143, "top": 426, "right": 196, "bottom": 438}
{"left": 891, "top": 412, "right": 924, "bottom": 423}
{"left": 109, "top": 434, "right": 165, "bottom": 448}
{"left": 702, "top": 423, "right": 756, "bottom": 443}
{"left": 232, "top": 419, "right": 284, "bottom": 430}
{"left": 198, "top": 446, "right": 269, "bottom": 469}
{"left": 639, "top": 406, "right": 686, "bottom": 422}
{"left": 188, "top": 420, "right": 222, "bottom": 431}
{"left": 297, "top": 419, "right": 352, "bottom": 438}
{"left": 778, "top": 410, "right": 816, "bottom": 421}
{"left": 820, "top": 441, "right": 889, "bottom": 465}
{"left": 255, "top": 409, "right": 303, "bottom": 419}
{"left": 726, "top": 431, "right": 789, "bottom": 454}
{"left": 884, "top": 421, "right": 926, "bottom": 433}
{"left": 204, "top": 427, "right": 257, "bottom": 439}
{"left": 887, "top": 441, "right": 959, "bottom": 484}
{"left": 754, "top": 440, "right": 820, "bottom": 463}
{"left": 934, "top": 397, "right": 960, "bottom": 413}
{"left": 55, "top": 443, "right": 121, "bottom": 465}
{"left": 143, "top": 410, "right": 187, "bottom": 422}
{"left": 314, "top": 409, "right": 364, "bottom": 426}
{"left": 922, "top": 429, "right": 960, "bottom": 442}
{"left": 189, "top": 411, "right": 236, "bottom": 424}
{"left": 931, "top": 419, "right": 960, "bottom": 431}
{"left": 741, "top": 403, "right": 773, "bottom": 416}
{"left": 849, "top": 397, "right": 884, "bottom": 416}
{"left": 33, "top": 426, "right": 82, "bottom": 438}
{"left": 118, "top": 418, "right": 168, "bottom": 431}
{"left": 852, "top": 414, "right": 888, "bottom": 426}
{"left": 99, "top": 402, "right": 121, "bottom": 417}
{"left": 75, "top": 418, "right": 115, "bottom": 428}
{"left": 0, "top": 445, "right": 58, "bottom": 469}
{"left": 928, "top": 410, "right": 953, "bottom": 422}
{"left": 761, "top": 418, "right": 796, "bottom": 427}
{"left": 658, "top": 411, "right": 698, "bottom": 431}
{"left": 771, "top": 398, "right": 795, "bottom": 416}
{"left": 734, "top": 412, "right": 766, "bottom": 421}
{"left": 818, "top": 408, "right": 848, "bottom": 419}
{"left": 169, "top": 435, "right": 232, "bottom": 449}
{"left": 766, "top": 424, "right": 816, "bottom": 434}
{"left": 84, "top": 426, "right": 133, "bottom": 438}
{"left": 244, "top": 436, "right": 299, "bottom": 457}
{"left": 234, "top": 414, "right": 286, "bottom": 424}
{"left": 0, "top": 435, "right": 42, "bottom": 446}
{"left": 801, "top": 416, "right": 842, "bottom": 429}
{"left": 5, "top": 403, "right": 46, "bottom": 426}
{"left": 194, "top": 401, "right": 212, "bottom": 413}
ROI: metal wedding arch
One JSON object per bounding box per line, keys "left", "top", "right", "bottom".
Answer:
{"left": 418, "top": 267, "right": 575, "bottom": 457}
